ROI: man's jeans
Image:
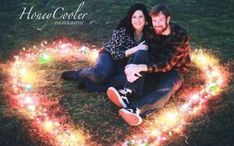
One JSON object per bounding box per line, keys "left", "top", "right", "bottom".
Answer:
{"left": 73, "top": 51, "right": 126, "bottom": 92}
{"left": 125, "top": 50, "right": 184, "bottom": 117}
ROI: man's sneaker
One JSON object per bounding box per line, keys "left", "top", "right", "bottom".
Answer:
{"left": 61, "top": 71, "right": 75, "bottom": 80}
{"left": 119, "top": 107, "right": 142, "bottom": 126}
{"left": 107, "top": 87, "right": 130, "bottom": 108}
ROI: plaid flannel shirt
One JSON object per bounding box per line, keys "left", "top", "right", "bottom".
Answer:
{"left": 145, "top": 23, "right": 191, "bottom": 75}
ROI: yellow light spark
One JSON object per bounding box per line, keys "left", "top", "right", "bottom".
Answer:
{"left": 191, "top": 104, "right": 203, "bottom": 115}
{"left": 150, "top": 130, "right": 161, "bottom": 137}
{"left": 56, "top": 130, "right": 86, "bottom": 146}
{"left": 190, "top": 94, "right": 200, "bottom": 102}
{"left": 28, "top": 105, "right": 36, "bottom": 111}
{"left": 43, "top": 120, "right": 55, "bottom": 132}
{"left": 88, "top": 49, "right": 99, "bottom": 64}
{"left": 24, "top": 96, "right": 33, "bottom": 104}
{"left": 166, "top": 111, "right": 178, "bottom": 122}
{"left": 20, "top": 68, "right": 27, "bottom": 75}
{"left": 191, "top": 50, "right": 219, "bottom": 70}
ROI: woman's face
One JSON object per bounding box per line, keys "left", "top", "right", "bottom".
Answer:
{"left": 131, "top": 10, "right": 146, "bottom": 32}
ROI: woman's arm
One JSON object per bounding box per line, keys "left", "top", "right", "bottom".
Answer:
{"left": 125, "top": 41, "right": 148, "bottom": 57}
{"left": 104, "top": 28, "right": 148, "bottom": 60}
{"left": 125, "top": 46, "right": 137, "bottom": 57}
{"left": 103, "top": 28, "right": 127, "bottom": 60}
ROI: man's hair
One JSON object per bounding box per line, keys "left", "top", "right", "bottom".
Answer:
{"left": 150, "top": 3, "right": 171, "bottom": 18}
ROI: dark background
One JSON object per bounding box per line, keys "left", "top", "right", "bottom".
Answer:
{"left": 0, "top": 0, "right": 233, "bottom": 146}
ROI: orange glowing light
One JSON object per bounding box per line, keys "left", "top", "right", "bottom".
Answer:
{"left": 88, "top": 49, "right": 99, "bottom": 64}
{"left": 55, "top": 130, "right": 86, "bottom": 146}
{"left": 157, "top": 110, "right": 183, "bottom": 131}
{"left": 166, "top": 111, "right": 178, "bottom": 122}
{"left": 24, "top": 96, "right": 33, "bottom": 104}
{"left": 43, "top": 120, "right": 55, "bottom": 132}
{"left": 191, "top": 104, "right": 203, "bottom": 115}
{"left": 190, "top": 94, "right": 200, "bottom": 103}
{"left": 28, "top": 105, "right": 36, "bottom": 110}
{"left": 13, "top": 66, "right": 37, "bottom": 84}
{"left": 150, "top": 130, "right": 162, "bottom": 137}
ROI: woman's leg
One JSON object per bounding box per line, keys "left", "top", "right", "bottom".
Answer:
{"left": 74, "top": 52, "right": 114, "bottom": 84}
{"left": 84, "top": 59, "right": 128, "bottom": 92}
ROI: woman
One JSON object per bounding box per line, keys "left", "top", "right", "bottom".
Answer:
{"left": 62, "top": 3, "right": 151, "bottom": 92}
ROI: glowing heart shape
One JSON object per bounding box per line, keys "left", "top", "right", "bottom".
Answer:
{"left": 2, "top": 39, "right": 229, "bottom": 146}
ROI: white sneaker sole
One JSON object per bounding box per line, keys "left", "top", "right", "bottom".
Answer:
{"left": 119, "top": 109, "right": 142, "bottom": 126}
{"left": 107, "top": 87, "right": 127, "bottom": 108}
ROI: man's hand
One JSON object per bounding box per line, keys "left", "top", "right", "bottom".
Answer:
{"left": 125, "top": 64, "right": 147, "bottom": 83}
{"left": 126, "top": 72, "right": 140, "bottom": 83}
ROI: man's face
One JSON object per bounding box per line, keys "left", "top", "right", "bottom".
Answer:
{"left": 151, "top": 12, "right": 170, "bottom": 35}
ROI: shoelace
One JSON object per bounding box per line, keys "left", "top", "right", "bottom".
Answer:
{"left": 126, "top": 107, "right": 140, "bottom": 115}
{"left": 118, "top": 89, "right": 130, "bottom": 105}
{"left": 118, "top": 89, "right": 128, "bottom": 95}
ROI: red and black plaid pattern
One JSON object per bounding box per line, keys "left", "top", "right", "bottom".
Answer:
{"left": 145, "top": 23, "right": 191, "bottom": 74}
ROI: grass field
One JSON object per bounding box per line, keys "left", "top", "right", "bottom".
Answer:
{"left": 0, "top": 0, "right": 233, "bottom": 146}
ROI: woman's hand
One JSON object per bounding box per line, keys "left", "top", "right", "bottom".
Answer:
{"left": 135, "top": 41, "right": 148, "bottom": 51}
{"left": 125, "top": 41, "right": 148, "bottom": 57}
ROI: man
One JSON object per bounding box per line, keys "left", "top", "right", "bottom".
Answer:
{"left": 107, "top": 4, "right": 191, "bottom": 126}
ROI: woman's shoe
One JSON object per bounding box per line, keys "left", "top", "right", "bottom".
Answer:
{"left": 61, "top": 71, "right": 75, "bottom": 80}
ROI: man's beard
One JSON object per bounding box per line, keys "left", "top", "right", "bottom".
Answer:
{"left": 155, "top": 21, "right": 169, "bottom": 35}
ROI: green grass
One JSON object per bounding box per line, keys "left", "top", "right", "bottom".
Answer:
{"left": 0, "top": 0, "right": 234, "bottom": 146}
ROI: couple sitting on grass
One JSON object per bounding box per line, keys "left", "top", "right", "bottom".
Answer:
{"left": 61, "top": 3, "right": 191, "bottom": 126}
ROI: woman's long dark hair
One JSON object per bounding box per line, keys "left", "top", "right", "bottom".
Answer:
{"left": 117, "top": 3, "right": 151, "bottom": 37}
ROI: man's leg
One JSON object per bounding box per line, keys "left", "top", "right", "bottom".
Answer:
{"left": 107, "top": 50, "right": 150, "bottom": 108}
{"left": 133, "top": 70, "right": 184, "bottom": 117}
{"left": 125, "top": 50, "right": 150, "bottom": 95}
{"left": 119, "top": 70, "right": 184, "bottom": 126}
{"left": 85, "top": 74, "right": 127, "bottom": 92}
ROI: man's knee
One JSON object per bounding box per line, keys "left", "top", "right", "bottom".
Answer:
{"left": 163, "top": 71, "right": 184, "bottom": 90}
{"left": 171, "top": 72, "right": 184, "bottom": 91}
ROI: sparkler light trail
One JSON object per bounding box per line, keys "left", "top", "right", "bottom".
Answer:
{"left": 2, "top": 39, "right": 230, "bottom": 146}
